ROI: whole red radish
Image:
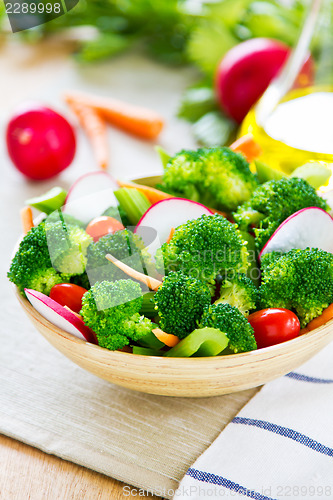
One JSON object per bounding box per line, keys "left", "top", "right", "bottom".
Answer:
{"left": 6, "top": 104, "right": 76, "bottom": 180}
{"left": 215, "top": 38, "right": 313, "bottom": 123}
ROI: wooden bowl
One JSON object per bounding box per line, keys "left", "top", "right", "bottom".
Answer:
{"left": 14, "top": 176, "right": 333, "bottom": 397}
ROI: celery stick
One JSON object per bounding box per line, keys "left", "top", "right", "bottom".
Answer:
{"left": 114, "top": 188, "right": 151, "bottom": 225}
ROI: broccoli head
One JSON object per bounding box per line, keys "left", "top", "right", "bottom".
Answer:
{"left": 215, "top": 273, "right": 258, "bottom": 316}
{"left": 154, "top": 271, "right": 211, "bottom": 338}
{"left": 199, "top": 303, "right": 257, "bottom": 353}
{"left": 259, "top": 248, "right": 333, "bottom": 328}
{"left": 80, "top": 280, "right": 153, "bottom": 350}
{"left": 45, "top": 221, "right": 92, "bottom": 275}
{"left": 45, "top": 210, "right": 86, "bottom": 229}
{"left": 157, "top": 149, "right": 204, "bottom": 203}
{"left": 233, "top": 177, "right": 329, "bottom": 250}
{"left": 158, "top": 147, "right": 259, "bottom": 211}
{"left": 160, "top": 214, "right": 249, "bottom": 291}
{"left": 8, "top": 222, "right": 69, "bottom": 295}
{"left": 86, "top": 229, "right": 150, "bottom": 286}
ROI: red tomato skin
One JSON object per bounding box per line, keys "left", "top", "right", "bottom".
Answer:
{"left": 248, "top": 308, "right": 300, "bottom": 349}
{"left": 86, "top": 216, "right": 125, "bottom": 242}
{"left": 49, "top": 283, "right": 87, "bottom": 314}
{"left": 6, "top": 104, "right": 76, "bottom": 180}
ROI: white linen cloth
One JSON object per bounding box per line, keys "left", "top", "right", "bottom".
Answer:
{"left": 174, "top": 342, "right": 333, "bottom": 500}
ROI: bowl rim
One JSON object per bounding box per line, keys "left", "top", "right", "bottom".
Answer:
{"left": 16, "top": 285, "right": 333, "bottom": 366}
{"left": 13, "top": 174, "right": 333, "bottom": 366}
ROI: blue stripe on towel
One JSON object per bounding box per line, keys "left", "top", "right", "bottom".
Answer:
{"left": 286, "top": 372, "right": 333, "bottom": 384}
{"left": 232, "top": 417, "right": 333, "bottom": 457}
{"left": 186, "top": 468, "right": 277, "bottom": 500}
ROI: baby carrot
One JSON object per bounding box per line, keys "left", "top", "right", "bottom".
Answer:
{"left": 166, "top": 227, "right": 175, "bottom": 244}
{"left": 117, "top": 179, "right": 174, "bottom": 204}
{"left": 301, "top": 304, "right": 333, "bottom": 333}
{"left": 65, "top": 91, "right": 164, "bottom": 140}
{"left": 20, "top": 207, "right": 34, "bottom": 234}
{"left": 65, "top": 97, "right": 109, "bottom": 170}
{"left": 152, "top": 328, "right": 180, "bottom": 347}
{"left": 105, "top": 253, "right": 162, "bottom": 291}
{"left": 230, "top": 134, "right": 262, "bottom": 163}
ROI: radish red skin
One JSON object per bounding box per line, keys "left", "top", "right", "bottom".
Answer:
{"left": 215, "top": 38, "right": 290, "bottom": 123}
{"left": 6, "top": 104, "right": 76, "bottom": 180}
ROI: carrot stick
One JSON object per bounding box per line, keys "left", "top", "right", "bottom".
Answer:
{"left": 301, "top": 304, "right": 333, "bottom": 333}
{"left": 116, "top": 179, "right": 229, "bottom": 218}
{"left": 166, "top": 227, "right": 175, "bottom": 244}
{"left": 117, "top": 179, "right": 174, "bottom": 204}
{"left": 230, "top": 134, "right": 262, "bottom": 163}
{"left": 64, "top": 91, "right": 164, "bottom": 140}
{"left": 65, "top": 97, "right": 109, "bottom": 170}
{"left": 105, "top": 253, "right": 162, "bottom": 291}
{"left": 152, "top": 328, "right": 180, "bottom": 347}
{"left": 21, "top": 207, "right": 34, "bottom": 234}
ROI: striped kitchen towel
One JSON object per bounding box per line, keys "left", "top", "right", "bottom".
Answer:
{"left": 174, "top": 341, "right": 333, "bottom": 500}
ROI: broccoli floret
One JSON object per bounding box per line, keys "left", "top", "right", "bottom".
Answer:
{"left": 8, "top": 222, "right": 69, "bottom": 295}
{"left": 45, "top": 221, "right": 92, "bottom": 275}
{"left": 260, "top": 251, "right": 283, "bottom": 273}
{"left": 80, "top": 280, "right": 153, "bottom": 350}
{"left": 215, "top": 273, "right": 258, "bottom": 316}
{"left": 158, "top": 147, "right": 259, "bottom": 211}
{"left": 70, "top": 272, "right": 90, "bottom": 290}
{"left": 259, "top": 248, "right": 333, "bottom": 328}
{"left": 199, "top": 303, "right": 257, "bottom": 353}
{"left": 233, "top": 177, "right": 329, "bottom": 250}
{"left": 45, "top": 210, "right": 86, "bottom": 229}
{"left": 157, "top": 149, "right": 204, "bottom": 203}
{"left": 154, "top": 271, "right": 211, "bottom": 338}
{"left": 103, "top": 205, "right": 131, "bottom": 227}
{"left": 86, "top": 229, "right": 150, "bottom": 285}
{"left": 160, "top": 214, "right": 249, "bottom": 291}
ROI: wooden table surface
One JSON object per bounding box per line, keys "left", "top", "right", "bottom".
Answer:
{"left": 0, "top": 36, "right": 160, "bottom": 500}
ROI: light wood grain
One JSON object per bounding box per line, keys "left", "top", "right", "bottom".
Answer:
{"left": 0, "top": 435, "right": 160, "bottom": 500}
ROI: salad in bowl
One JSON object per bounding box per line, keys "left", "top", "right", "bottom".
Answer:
{"left": 8, "top": 139, "right": 333, "bottom": 396}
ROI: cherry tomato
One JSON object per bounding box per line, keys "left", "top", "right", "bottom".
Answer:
{"left": 86, "top": 216, "right": 125, "bottom": 242}
{"left": 50, "top": 283, "right": 87, "bottom": 313}
{"left": 248, "top": 308, "right": 300, "bottom": 349}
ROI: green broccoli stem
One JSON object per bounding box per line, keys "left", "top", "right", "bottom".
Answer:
{"left": 139, "top": 292, "right": 156, "bottom": 318}
{"left": 164, "top": 327, "right": 228, "bottom": 357}
{"left": 114, "top": 187, "right": 151, "bottom": 225}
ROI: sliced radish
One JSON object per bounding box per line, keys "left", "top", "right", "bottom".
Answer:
{"left": 259, "top": 207, "right": 333, "bottom": 260}
{"left": 134, "top": 198, "right": 213, "bottom": 252}
{"left": 63, "top": 172, "right": 119, "bottom": 224}
{"left": 25, "top": 288, "right": 96, "bottom": 344}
